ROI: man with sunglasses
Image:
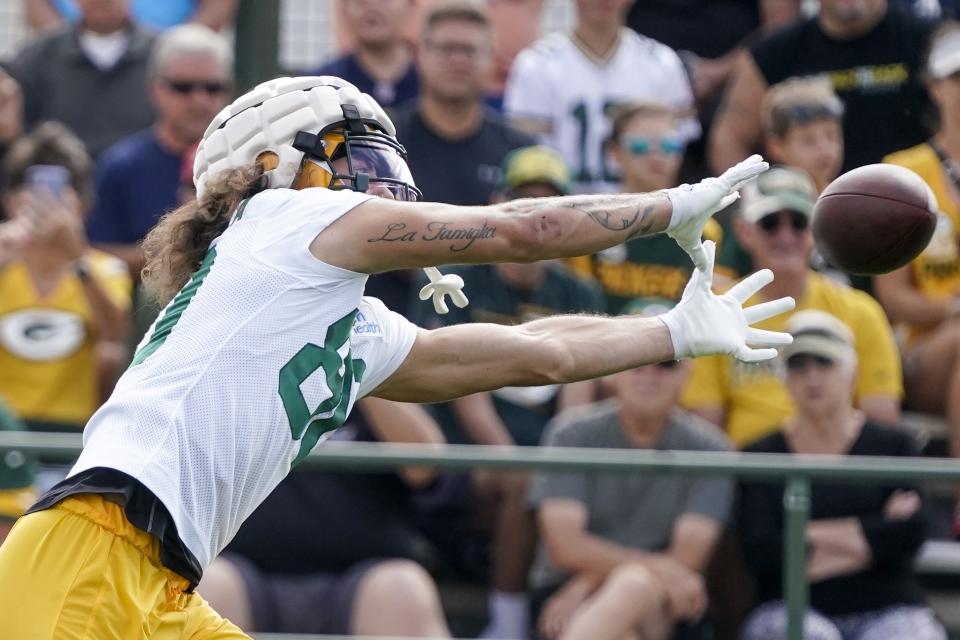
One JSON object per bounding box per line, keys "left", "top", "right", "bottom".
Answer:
{"left": 682, "top": 166, "right": 903, "bottom": 448}
{"left": 87, "top": 23, "right": 232, "bottom": 285}
{"left": 529, "top": 297, "right": 733, "bottom": 640}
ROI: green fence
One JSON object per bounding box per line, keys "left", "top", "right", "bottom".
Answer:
{"left": 3, "top": 431, "right": 960, "bottom": 640}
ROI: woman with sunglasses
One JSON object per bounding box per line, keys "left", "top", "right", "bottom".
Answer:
{"left": 737, "top": 310, "right": 945, "bottom": 640}
{"left": 568, "top": 102, "right": 723, "bottom": 314}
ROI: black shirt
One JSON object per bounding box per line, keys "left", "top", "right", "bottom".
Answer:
{"left": 225, "top": 418, "right": 423, "bottom": 574}
{"left": 392, "top": 105, "right": 535, "bottom": 206}
{"left": 750, "top": 8, "right": 935, "bottom": 171}
{"left": 738, "top": 422, "right": 929, "bottom": 615}
{"left": 627, "top": 0, "right": 759, "bottom": 58}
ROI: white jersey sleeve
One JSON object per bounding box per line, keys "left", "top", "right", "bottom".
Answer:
{"left": 504, "top": 44, "right": 557, "bottom": 135}
{"left": 353, "top": 296, "right": 419, "bottom": 397}
{"left": 246, "top": 187, "right": 374, "bottom": 285}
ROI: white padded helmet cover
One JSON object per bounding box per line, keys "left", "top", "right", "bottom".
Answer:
{"left": 193, "top": 76, "right": 396, "bottom": 199}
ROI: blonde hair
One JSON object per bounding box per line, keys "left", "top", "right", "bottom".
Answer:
{"left": 142, "top": 165, "right": 265, "bottom": 306}
{"left": 763, "top": 77, "right": 844, "bottom": 139}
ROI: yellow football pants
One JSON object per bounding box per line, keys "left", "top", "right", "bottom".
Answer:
{"left": 0, "top": 494, "right": 250, "bottom": 639}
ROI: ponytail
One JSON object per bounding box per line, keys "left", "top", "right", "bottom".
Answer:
{"left": 142, "top": 165, "right": 266, "bottom": 306}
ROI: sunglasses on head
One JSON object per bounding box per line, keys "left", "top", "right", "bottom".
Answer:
{"left": 785, "top": 353, "right": 835, "bottom": 371}
{"left": 164, "top": 78, "right": 229, "bottom": 96}
{"left": 624, "top": 136, "right": 685, "bottom": 157}
{"left": 757, "top": 210, "right": 809, "bottom": 233}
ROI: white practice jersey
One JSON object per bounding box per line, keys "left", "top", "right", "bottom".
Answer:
{"left": 504, "top": 28, "right": 698, "bottom": 194}
{"left": 70, "top": 187, "right": 418, "bottom": 569}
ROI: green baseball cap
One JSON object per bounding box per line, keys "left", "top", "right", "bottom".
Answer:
{"left": 499, "top": 145, "right": 571, "bottom": 195}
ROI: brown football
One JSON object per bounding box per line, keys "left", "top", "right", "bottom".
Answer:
{"left": 812, "top": 164, "right": 938, "bottom": 275}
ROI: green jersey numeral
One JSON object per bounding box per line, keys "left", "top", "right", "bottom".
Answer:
{"left": 571, "top": 100, "right": 623, "bottom": 184}
{"left": 131, "top": 247, "right": 217, "bottom": 366}
{"left": 279, "top": 310, "right": 366, "bottom": 465}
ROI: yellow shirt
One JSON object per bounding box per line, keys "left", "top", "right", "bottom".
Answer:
{"left": 0, "top": 251, "right": 132, "bottom": 428}
{"left": 883, "top": 143, "right": 960, "bottom": 342}
{"left": 681, "top": 272, "right": 903, "bottom": 447}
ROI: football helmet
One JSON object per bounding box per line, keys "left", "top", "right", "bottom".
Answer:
{"left": 193, "top": 76, "right": 419, "bottom": 202}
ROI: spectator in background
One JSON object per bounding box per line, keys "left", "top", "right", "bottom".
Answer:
{"left": 762, "top": 77, "right": 845, "bottom": 195}
{"left": 682, "top": 167, "right": 902, "bottom": 448}
{"left": 567, "top": 102, "right": 722, "bottom": 314}
{"left": 878, "top": 23, "right": 960, "bottom": 466}
{"left": 87, "top": 24, "right": 232, "bottom": 281}
{"left": 26, "top": 0, "right": 239, "bottom": 32}
{"left": 6, "top": 0, "right": 157, "bottom": 159}
{"left": 412, "top": 145, "right": 604, "bottom": 640}
{"left": 314, "top": 0, "right": 418, "bottom": 110}
{"left": 504, "top": 0, "right": 697, "bottom": 194}
{"left": 197, "top": 397, "right": 451, "bottom": 638}
{"left": 0, "top": 122, "right": 131, "bottom": 434}
{"left": 529, "top": 300, "right": 732, "bottom": 640}
{"left": 709, "top": 0, "right": 936, "bottom": 176}
{"left": 717, "top": 77, "right": 846, "bottom": 281}
{"left": 738, "top": 311, "right": 945, "bottom": 640}
{"left": 393, "top": 0, "right": 533, "bottom": 206}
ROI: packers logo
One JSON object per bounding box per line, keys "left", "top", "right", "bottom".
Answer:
{"left": 0, "top": 308, "right": 86, "bottom": 361}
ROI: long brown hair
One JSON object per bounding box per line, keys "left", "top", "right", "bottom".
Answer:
{"left": 142, "top": 165, "right": 266, "bottom": 306}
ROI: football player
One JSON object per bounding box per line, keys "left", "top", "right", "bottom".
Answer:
{"left": 0, "top": 76, "right": 793, "bottom": 638}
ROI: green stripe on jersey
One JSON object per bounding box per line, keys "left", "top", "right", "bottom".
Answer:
{"left": 131, "top": 247, "right": 217, "bottom": 366}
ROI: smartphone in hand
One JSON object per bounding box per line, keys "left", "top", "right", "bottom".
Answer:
{"left": 24, "top": 164, "right": 70, "bottom": 199}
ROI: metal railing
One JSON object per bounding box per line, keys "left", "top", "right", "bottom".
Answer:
{"left": 4, "top": 431, "right": 960, "bottom": 640}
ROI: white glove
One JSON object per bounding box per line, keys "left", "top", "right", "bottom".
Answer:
{"left": 659, "top": 241, "right": 795, "bottom": 362}
{"left": 666, "top": 154, "right": 769, "bottom": 271}
{"left": 419, "top": 266, "right": 469, "bottom": 315}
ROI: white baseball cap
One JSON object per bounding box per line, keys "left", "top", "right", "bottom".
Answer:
{"left": 928, "top": 29, "right": 960, "bottom": 79}
{"left": 781, "top": 310, "right": 856, "bottom": 365}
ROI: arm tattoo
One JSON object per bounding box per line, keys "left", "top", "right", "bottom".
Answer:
{"left": 581, "top": 205, "right": 640, "bottom": 232}
{"left": 563, "top": 202, "right": 656, "bottom": 239}
{"left": 503, "top": 196, "right": 661, "bottom": 239}
{"left": 367, "top": 220, "right": 497, "bottom": 252}
{"left": 626, "top": 205, "right": 656, "bottom": 239}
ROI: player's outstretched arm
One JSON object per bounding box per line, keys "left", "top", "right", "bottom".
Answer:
{"left": 373, "top": 242, "right": 794, "bottom": 403}
{"left": 311, "top": 157, "right": 768, "bottom": 274}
